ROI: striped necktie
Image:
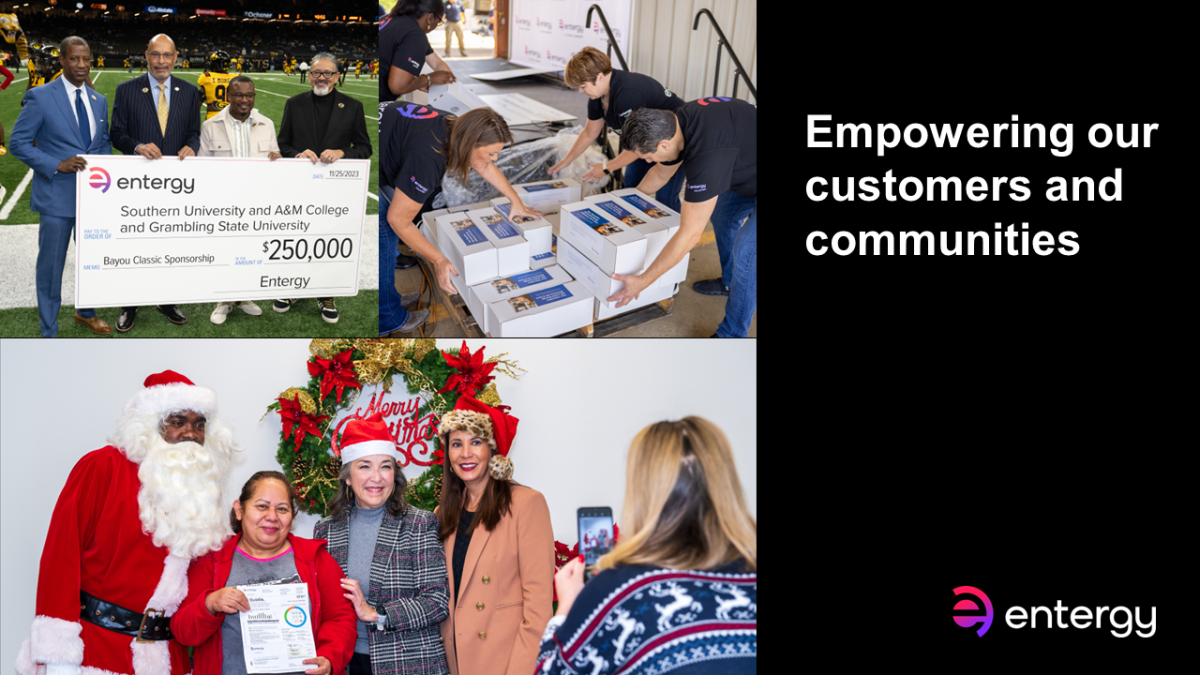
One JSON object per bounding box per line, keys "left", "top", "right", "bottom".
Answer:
{"left": 157, "top": 84, "right": 168, "bottom": 136}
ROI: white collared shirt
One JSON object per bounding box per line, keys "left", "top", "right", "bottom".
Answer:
{"left": 61, "top": 76, "right": 97, "bottom": 142}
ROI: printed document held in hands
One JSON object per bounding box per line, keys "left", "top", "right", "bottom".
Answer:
{"left": 237, "top": 582, "right": 318, "bottom": 673}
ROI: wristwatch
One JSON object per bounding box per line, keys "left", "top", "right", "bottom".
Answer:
{"left": 375, "top": 606, "right": 388, "bottom": 630}
{"left": 602, "top": 161, "right": 610, "bottom": 175}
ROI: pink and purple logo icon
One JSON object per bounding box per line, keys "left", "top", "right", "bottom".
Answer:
{"left": 953, "top": 586, "right": 993, "bottom": 637}
{"left": 88, "top": 167, "right": 111, "bottom": 193}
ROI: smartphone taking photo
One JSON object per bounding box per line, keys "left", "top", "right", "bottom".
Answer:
{"left": 577, "top": 506, "right": 614, "bottom": 582}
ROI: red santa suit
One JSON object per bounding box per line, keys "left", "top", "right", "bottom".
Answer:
{"left": 15, "top": 370, "right": 231, "bottom": 675}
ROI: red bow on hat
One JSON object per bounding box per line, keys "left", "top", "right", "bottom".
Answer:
{"left": 454, "top": 396, "right": 519, "bottom": 457}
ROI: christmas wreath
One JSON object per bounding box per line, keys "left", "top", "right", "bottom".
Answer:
{"left": 265, "top": 338, "right": 524, "bottom": 516}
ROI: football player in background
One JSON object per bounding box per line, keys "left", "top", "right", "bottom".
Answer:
{"left": 25, "top": 45, "right": 63, "bottom": 96}
{"left": 197, "top": 50, "right": 234, "bottom": 120}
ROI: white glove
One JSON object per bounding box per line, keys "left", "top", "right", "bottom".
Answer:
{"left": 43, "top": 663, "right": 82, "bottom": 675}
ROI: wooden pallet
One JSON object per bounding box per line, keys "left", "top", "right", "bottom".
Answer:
{"left": 572, "top": 297, "right": 674, "bottom": 338}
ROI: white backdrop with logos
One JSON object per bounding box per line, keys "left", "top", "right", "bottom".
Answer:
{"left": 509, "top": 0, "right": 633, "bottom": 71}
{"left": 0, "top": 338, "right": 755, "bottom": 672}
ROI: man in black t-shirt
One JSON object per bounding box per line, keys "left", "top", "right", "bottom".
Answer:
{"left": 613, "top": 97, "right": 757, "bottom": 337}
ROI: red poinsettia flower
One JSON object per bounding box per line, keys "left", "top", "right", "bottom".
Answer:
{"left": 307, "top": 348, "right": 362, "bottom": 404}
{"left": 431, "top": 447, "right": 444, "bottom": 466}
{"left": 277, "top": 394, "right": 330, "bottom": 453}
{"left": 437, "top": 340, "right": 497, "bottom": 398}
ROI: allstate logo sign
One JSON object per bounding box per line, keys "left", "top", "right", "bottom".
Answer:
{"left": 89, "top": 167, "right": 111, "bottom": 193}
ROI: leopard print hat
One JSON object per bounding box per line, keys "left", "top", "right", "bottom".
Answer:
{"left": 438, "top": 409, "right": 514, "bottom": 480}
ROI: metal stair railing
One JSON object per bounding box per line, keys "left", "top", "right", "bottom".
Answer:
{"left": 692, "top": 9, "right": 757, "bottom": 102}
{"left": 584, "top": 3, "right": 630, "bottom": 72}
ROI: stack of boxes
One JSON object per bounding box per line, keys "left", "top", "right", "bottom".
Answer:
{"left": 421, "top": 177, "right": 686, "bottom": 335}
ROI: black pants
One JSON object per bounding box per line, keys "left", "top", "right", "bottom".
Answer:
{"left": 348, "top": 652, "right": 371, "bottom": 675}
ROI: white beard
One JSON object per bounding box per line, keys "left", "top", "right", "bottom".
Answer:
{"left": 109, "top": 411, "right": 239, "bottom": 559}
{"left": 313, "top": 85, "right": 332, "bottom": 96}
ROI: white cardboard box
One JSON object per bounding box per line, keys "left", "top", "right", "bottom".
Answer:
{"left": 595, "top": 280, "right": 678, "bottom": 321}
{"left": 489, "top": 198, "right": 554, "bottom": 262}
{"left": 467, "top": 265, "right": 574, "bottom": 334}
{"left": 435, "top": 212, "right": 498, "bottom": 286}
{"left": 586, "top": 191, "right": 688, "bottom": 287}
{"left": 556, "top": 236, "right": 626, "bottom": 301}
{"left": 513, "top": 178, "right": 581, "bottom": 212}
{"left": 485, "top": 280, "right": 593, "bottom": 337}
{"left": 558, "top": 201, "right": 647, "bottom": 276}
{"left": 421, "top": 208, "right": 448, "bottom": 246}
{"left": 466, "top": 208, "right": 530, "bottom": 277}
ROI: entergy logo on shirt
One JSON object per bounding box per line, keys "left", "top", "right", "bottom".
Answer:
{"left": 410, "top": 176, "right": 428, "bottom": 194}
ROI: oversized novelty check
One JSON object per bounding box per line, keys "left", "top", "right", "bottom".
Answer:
{"left": 237, "top": 582, "right": 318, "bottom": 674}
{"left": 74, "top": 155, "right": 370, "bottom": 308}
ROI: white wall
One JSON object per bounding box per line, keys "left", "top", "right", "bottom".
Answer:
{"left": 0, "top": 338, "right": 755, "bottom": 669}
{"left": 630, "top": 0, "right": 757, "bottom": 103}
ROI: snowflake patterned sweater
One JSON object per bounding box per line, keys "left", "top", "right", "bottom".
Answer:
{"left": 534, "top": 562, "right": 756, "bottom": 675}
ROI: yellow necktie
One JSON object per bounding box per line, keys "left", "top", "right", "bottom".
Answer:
{"left": 157, "top": 84, "right": 168, "bottom": 136}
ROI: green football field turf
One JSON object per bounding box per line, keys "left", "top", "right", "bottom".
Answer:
{"left": 1, "top": 67, "right": 379, "bottom": 225}
{"left": 1, "top": 68, "right": 380, "bottom": 336}
{"left": 0, "top": 290, "right": 379, "bottom": 338}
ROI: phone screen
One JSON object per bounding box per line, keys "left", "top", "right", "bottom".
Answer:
{"left": 578, "top": 508, "right": 615, "bottom": 576}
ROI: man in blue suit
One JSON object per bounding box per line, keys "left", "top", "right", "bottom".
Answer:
{"left": 110, "top": 32, "right": 201, "bottom": 333}
{"left": 9, "top": 36, "right": 113, "bottom": 338}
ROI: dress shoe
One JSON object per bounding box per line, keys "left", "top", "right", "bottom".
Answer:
{"left": 157, "top": 304, "right": 188, "bottom": 324}
{"left": 74, "top": 312, "right": 112, "bottom": 335}
{"left": 395, "top": 252, "right": 419, "bottom": 270}
{"left": 116, "top": 307, "right": 137, "bottom": 332}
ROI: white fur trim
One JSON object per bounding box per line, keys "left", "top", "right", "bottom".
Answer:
{"left": 15, "top": 637, "right": 36, "bottom": 675}
{"left": 341, "top": 441, "right": 403, "bottom": 465}
{"left": 146, "top": 554, "right": 190, "bottom": 616}
{"left": 83, "top": 667, "right": 129, "bottom": 675}
{"left": 129, "top": 638, "right": 169, "bottom": 675}
{"left": 125, "top": 383, "right": 218, "bottom": 418}
{"left": 28, "top": 616, "right": 84, "bottom": 666}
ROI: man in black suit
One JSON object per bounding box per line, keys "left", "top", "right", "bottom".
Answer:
{"left": 274, "top": 52, "right": 372, "bottom": 324}
{"left": 110, "top": 32, "right": 201, "bottom": 333}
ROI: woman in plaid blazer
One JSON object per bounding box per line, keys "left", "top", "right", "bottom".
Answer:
{"left": 313, "top": 414, "right": 451, "bottom": 675}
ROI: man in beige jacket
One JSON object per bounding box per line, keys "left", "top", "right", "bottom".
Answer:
{"left": 198, "top": 75, "right": 281, "bottom": 325}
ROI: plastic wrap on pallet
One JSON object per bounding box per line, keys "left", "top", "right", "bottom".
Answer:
{"left": 432, "top": 125, "right": 608, "bottom": 209}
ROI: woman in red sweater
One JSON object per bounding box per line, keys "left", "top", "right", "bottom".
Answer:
{"left": 173, "top": 471, "right": 357, "bottom": 675}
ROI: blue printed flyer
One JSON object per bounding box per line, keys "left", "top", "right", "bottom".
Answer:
{"left": 523, "top": 181, "right": 571, "bottom": 193}
{"left": 478, "top": 212, "right": 520, "bottom": 239}
{"left": 494, "top": 202, "right": 538, "bottom": 224}
{"left": 594, "top": 200, "right": 648, "bottom": 228}
{"left": 569, "top": 208, "right": 624, "bottom": 238}
{"left": 506, "top": 284, "right": 574, "bottom": 313}
{"left": 619, "top": 193, "right": 675, "bottom": 219}
{"left": 450, "top": 217, "right": 487, "bottom": 246}
{"left": 488, "top": 268, "right": 552, "bottom": 295}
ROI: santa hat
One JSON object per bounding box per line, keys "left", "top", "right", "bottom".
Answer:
{"left": 125, "top": 370, "right": 218, "bottom": 418}
{"left": 339, "top": 413, "right": 402, "bottom": 464}
{"left": 438, "top": 396, "right": 519, "bottom": 457}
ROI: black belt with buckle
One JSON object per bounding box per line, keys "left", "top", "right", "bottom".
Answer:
{"left": 80, "top": 591, "right": 173, "bottom": 642}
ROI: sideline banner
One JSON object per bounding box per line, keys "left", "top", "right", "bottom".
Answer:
{"left": 509, "top": 0, "right": 632, "bottom": 72}
{"left": 74, "top": 156, "right": 369, "bottom": 308}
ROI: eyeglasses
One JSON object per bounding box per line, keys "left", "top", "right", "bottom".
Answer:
{"left": 147, "top": 52, "right": 176, "bottom": 61}
{"left": 228, "top": 92, "right": 254, "bottom": 100}
{"left": 310, "top": 70, "right": 337, "bottom": 79}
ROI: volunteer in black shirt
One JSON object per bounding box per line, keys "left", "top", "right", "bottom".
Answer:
{"left": 379, "top": 0, "right": 458, "bottom": 106}
{"left": 611, "top": 97, "right": 758, "bottom": 337}
{"left": 378, "top": 104, "right": 544, "bottom": 336}
{"left": 550, "top": 46, "right": 686, "bottom": 212}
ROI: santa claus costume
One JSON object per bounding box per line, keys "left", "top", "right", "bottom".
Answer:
{"left": 15, "top": 370, "right": 240, "bottom": 675}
